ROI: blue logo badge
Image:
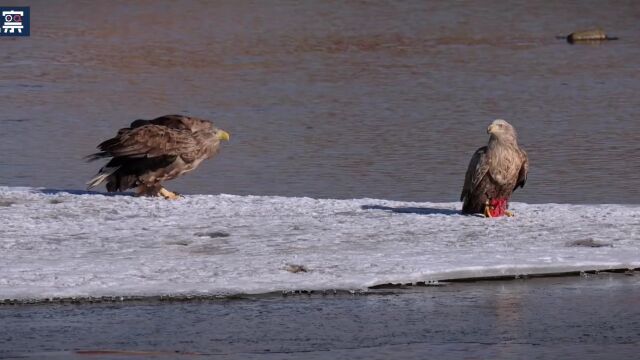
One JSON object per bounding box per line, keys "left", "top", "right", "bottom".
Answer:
{"left": 0, "top": 7, "right": 30, "bottom": 37}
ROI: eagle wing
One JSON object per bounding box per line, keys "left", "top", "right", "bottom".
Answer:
{"left": 98, "top": 125, "right": 199, "bottom": 159}
{"left": 515, "top": 148, "right": 528, "bottom": 189}
{"left": 460, "top": 146, "right": 490, "bottom": 201}
{"left": 129, "top": 114, "right": 193, "bottom": 130}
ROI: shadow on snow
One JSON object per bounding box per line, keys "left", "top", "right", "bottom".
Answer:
{"left": 361, "top": 204, "right": 461, "bottom": 216}
{"left": 37, "top": 188, "right": 134, "bottom": 197}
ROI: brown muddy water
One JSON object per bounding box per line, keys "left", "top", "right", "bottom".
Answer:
{"left": 0, "top": 0, "right": 639, "bottom": 203}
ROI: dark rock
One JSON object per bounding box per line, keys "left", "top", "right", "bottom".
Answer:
{"left": 194, "top": 231, "right": 230, "bottom": 238}
{"left": 285, "top": 264, "right": 308, "bottom": 273}
{"left": 567, "top": 239, "right": 613, "bottom": 248}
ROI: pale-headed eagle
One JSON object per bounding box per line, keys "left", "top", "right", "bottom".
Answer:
{"left": 86, "top": 115, "right": 230, "bottom": 199}
{"left": 460, "top": 119, "right": 528, "bottom": 217}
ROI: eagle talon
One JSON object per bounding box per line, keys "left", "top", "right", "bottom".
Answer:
{"left": 505, "top": 210, "right": 514, "bottom": 217}
{"left": 159, "top": 188, "right": 181, "bottom": 200}
{"left": 484, "top": 203, "right": 493, "bottom": 218}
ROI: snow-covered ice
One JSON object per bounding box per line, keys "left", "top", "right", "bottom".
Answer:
{"left": 0, "top": 186, "right": 639, "bottom": 301}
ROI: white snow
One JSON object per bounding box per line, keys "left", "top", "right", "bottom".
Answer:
{"left": 1, "top": 186, "right": 639, "bottom": 301}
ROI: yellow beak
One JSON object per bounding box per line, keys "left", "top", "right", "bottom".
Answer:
{"left": 487, "top": 125, "right": 495, "bottom": 134}
{"left": 217, "top": 130, "right": 230, "bottom": 141}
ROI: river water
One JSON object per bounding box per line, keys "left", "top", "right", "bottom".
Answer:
{"left": 1, "top": 275, "right": 639, "bottom": 360}
{"left": 1, "top": 0, "right": 639, "bottom": 203}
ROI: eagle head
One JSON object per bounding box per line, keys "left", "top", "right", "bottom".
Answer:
{"left": 487, "top": 119, "right": 517, "bottom": 141}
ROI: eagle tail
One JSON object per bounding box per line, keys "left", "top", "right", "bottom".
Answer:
{"left": 85, "top": 152, "right": 110, "bottom": 162}
{"left": 86, "top": 166, "right": 120, "bottom": 190}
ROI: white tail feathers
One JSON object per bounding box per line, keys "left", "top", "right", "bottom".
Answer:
{"left": 86, "top": 166, "right": 119, "bottom": 189}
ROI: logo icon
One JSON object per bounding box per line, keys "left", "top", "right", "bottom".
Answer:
{"left": 1, "top": 7, "right": 30, "bottom": 36}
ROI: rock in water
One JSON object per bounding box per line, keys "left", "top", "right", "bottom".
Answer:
{"left": 563, "top": 29, "right": 618, "bottom": 44}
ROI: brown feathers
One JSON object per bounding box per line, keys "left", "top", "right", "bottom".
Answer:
{"left": 87, "top": 115, "right": 229, "bottom": 194}
{"left": 97, "top": 125, "right": 199, "bottom": 158}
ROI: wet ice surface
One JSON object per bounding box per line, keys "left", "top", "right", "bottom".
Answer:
{"left": 1, "top": 186, "right": 639, "bottom": 301}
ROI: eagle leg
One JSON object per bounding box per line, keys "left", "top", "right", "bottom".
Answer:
{"left": 159, "top": 187, "right": 181, "bottom": 200}
{"left": 504, "top": 210, "right": 514, "bottom": 217}
{"left": 136, "top": 185, "right": 161, "bottom": 197}
{"left": 483, "top": 201, "right": 494, "bottom": 218}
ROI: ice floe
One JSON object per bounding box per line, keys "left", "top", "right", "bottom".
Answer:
{"left": 0, "top": 186, "right": 638, "bottom": 301}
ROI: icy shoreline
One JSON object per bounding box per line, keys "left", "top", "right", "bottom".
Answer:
{"left": 1, "top": 186, "right": 639, "bottom": 301}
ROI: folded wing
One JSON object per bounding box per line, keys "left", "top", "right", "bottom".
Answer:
{"left": 460, "top": 146, "right": 490, "bottom": 202}
{"left": 97, "top": 125, "right": 199, "bottom": 159}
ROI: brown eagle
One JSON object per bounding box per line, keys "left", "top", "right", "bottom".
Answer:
{"left": 460, "top": 119, "right": 528, "bottom": 217}
{"left": 86, "top": 115, "right": 230, "bottom": 199}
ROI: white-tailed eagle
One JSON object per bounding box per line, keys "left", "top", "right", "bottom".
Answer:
{"left": 460, "top": 119, "right": 528, "bottom": 217}
{"left": 86, "top": 115, "right": 230, "bottom": 199}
